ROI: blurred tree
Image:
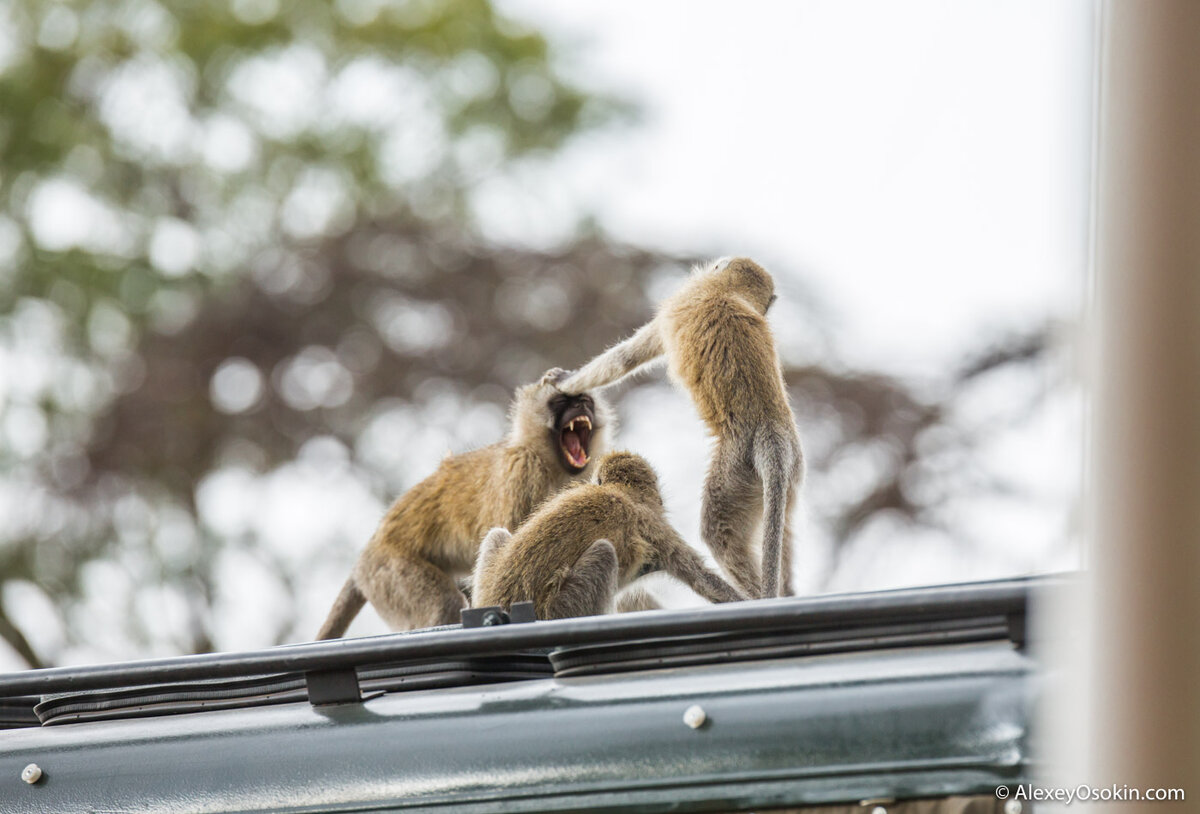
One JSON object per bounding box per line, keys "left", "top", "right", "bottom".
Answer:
{"left": 0, "top": 0, "right": 1065, "bottom": 668}
{"left": 0, "top": 0, "right": 647, "bottom": 665}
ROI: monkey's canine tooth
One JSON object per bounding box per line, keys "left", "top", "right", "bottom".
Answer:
{"left": 564, "top": 416, "right": 592, "bottom": 433}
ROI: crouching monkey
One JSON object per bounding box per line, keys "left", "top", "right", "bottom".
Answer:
{"left": 472, "top": 451, "right": 744, "bottom": 620}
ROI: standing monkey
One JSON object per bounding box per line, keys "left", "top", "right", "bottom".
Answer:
{"left": 472, "top": 452, "right": 744, "bottom": 619}
{"left": 316, "top": 370, "right": 613, "bottom": 638}
{"left": 554, "top": 258, "right": 803, "bottom": 599}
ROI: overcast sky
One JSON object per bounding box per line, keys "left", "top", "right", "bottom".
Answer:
{"left": 493, "top": 0, "right": 1093, "bottom": 376}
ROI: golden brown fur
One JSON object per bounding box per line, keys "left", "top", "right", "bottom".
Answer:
{"left": 660, "top": 262, "right": 787, "bottom": 434}
{"left": 316, "top": 371, "right": 613, "bottom": 638}
{"left": 472, "top": 452, "right": 744, "bottom": 620}
{"left": 556, "top": 258, "right": 804, "bottom": 599}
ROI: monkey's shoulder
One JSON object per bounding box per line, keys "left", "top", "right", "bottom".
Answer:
{"left": 563, "top": 484, "right": 638, "bottom": 514}
{"left": 425, "top": 441, "right": 555, "bottom": 504}
{"left": 667, "top": 288, "right": 766, "bottom": 328}
{"left": 496, "top": 440, "right": 558, "bottom": 483}
{"left": 520, "top": 486, "right": 632, "bottom": 536}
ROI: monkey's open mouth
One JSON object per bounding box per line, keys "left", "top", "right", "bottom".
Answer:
{"left": 549, "top": 393, "right": 596, "bottom": 473}
{"left": 560, "top": 414, "right": 592, "bottom": 469}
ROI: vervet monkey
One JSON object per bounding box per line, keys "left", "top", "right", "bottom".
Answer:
{"left": 554, "top": 258, "right": 803, "bottom": 599}
{"left": 316, "top": 370, "right": 613, "bottom": 638}
{"left": 472, "top": 451, "right": 745, "bottom": 619}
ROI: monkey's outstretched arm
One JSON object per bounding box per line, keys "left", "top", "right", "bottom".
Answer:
{"left": 657, "top": 530, "right": 746, "bottom": 604}
{"left": 558, "top": 322, "right": 665, "bottom": 394}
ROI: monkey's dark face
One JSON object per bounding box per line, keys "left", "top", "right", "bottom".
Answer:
{"left": 548, "top": 392, "right": 596, "bottom": 473}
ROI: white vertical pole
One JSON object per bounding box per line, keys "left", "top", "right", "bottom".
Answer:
{"left": 1087, "top": 0, "right": 1200, "bottom": 807}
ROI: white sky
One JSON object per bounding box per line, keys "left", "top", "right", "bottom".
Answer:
{"left": 494, "top": 0, "right": 1093, "bottom": 376}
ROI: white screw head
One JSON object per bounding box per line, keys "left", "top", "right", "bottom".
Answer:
{"left": 871, "top": 807, "right": 887, "bottom": 814}
{"left": 1004, "top": 801, "right": 1022, "bottom": 814}
{"left": 683, "top": 704, "right": 706, "bottom": 729}
{"left": 21, "top": 763, "right": 42, "bottom": 784}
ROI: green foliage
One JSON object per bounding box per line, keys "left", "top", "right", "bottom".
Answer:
{"left": 0, "top": 0, "right": 636, "bottom": 666}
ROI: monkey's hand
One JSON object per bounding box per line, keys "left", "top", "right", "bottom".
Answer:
{"left": 540, "top": 367, "right": 574, "bottom": 391}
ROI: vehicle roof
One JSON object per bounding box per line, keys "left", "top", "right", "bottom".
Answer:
{"left": 0, "top": 577, "right": 1048, "bottom": 813}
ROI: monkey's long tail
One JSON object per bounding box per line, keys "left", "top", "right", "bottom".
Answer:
{"left": 754, "top": 432, "right": 797, "bottom": 600}
{"left": 315, "top": 578, "right": 366, "bottom": 640}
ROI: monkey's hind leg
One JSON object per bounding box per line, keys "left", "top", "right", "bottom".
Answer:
{"left": 615, "top": 583, "right": 663, "bottom": 613}
{"left": 701, "top": 440, "right": 764, "bottom": 599}
{"left": 545, "top": 539, "right": 619, "bottom": 620}
{"left": 355, "top": 551, "right": 467, "bottom": 631}
{"left": 471, "top": 527, "right": 513, "bottom": 603}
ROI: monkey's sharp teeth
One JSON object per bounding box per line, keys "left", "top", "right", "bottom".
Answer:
{"left": 565, "top": 415, "right": 592, "bottom": 432}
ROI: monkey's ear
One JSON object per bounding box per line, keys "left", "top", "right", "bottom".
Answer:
{"left": 766, "top": 293, "right": 778, "bottom": 312}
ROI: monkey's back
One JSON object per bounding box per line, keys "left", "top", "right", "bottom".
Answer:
{"left": 661, "top": 284, "right": 793, "bottom": 436}
{"left": 369, "top": 441, "right": 558, "bottom": 573}
{"left": 475, "top": 486, "right": 642, "bottom": 618}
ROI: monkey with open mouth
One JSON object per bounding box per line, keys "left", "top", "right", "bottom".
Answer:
{"left": 316, "top": 369, "right": 613, "bottom": 637}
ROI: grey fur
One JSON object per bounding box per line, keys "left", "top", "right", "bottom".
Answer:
{"left": 545, "top": 539, "right": 619, "bottom": 619}
{"left": 470, "top": 527, "right": 513, "bottom": 602}
{"left": 317, "top": 579, "right": 366, "bottom": 640}
{"left": 614, "top": 583, "right": 664, "bottom": 613}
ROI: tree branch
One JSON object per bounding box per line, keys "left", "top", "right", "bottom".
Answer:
{"left": 0, "top": 609, "right": 45, "bottom": 670}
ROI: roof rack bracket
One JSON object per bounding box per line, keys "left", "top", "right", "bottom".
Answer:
{"left": 1007, "top": 612, "right": 1027, "bottom": 651}
{"left": 306, "top": 668, "right": 362, "bottom": 706}
{"left": 460, "top": 601, "right": 537, "bottom": 629}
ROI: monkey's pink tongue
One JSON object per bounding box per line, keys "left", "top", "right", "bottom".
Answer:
{"left": 563, "top": 430, "right": 587, "bottom": 466}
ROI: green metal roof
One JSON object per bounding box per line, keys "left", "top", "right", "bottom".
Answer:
{"left": 0, "top": 578, "right": 1044, "bottom": 813}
